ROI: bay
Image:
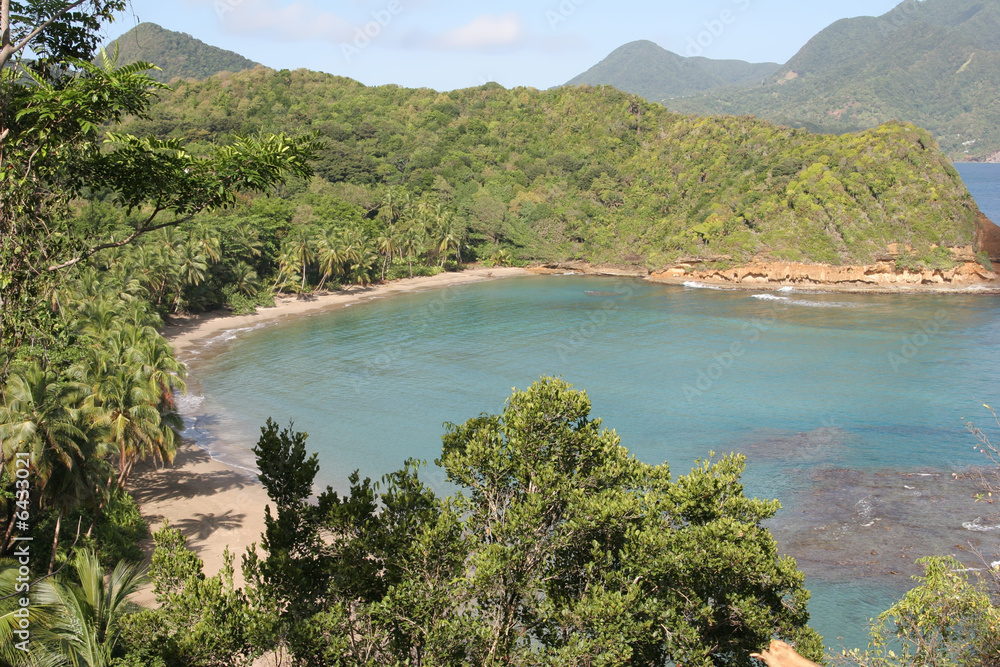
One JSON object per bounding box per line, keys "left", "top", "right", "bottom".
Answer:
{"left": 179, "top": 276, "right": 1000, "bottom": 652}
{"left": 174, "top": 162, "right": 1000, "bottom": 653}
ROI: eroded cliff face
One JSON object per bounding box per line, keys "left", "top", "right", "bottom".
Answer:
{"left": 975, "top": 212, "right": 1000, "bottom": 261}
{"left": 648, "top": 258, "right": 996, "bottom": 291}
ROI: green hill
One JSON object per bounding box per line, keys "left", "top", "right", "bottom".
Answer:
{"left": 104, "top": 22, "right": 259, "bottom": 82}
{"left": 564, "top": 40, "right": 780, "bottom": 102}
{"left": 118, "top": 67, "right": 982, "bottom": 268}
{"left": 664, "top": 0, "right": 1000, "bottom": 160}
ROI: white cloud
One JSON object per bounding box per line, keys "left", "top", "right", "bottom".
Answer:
{"left": 216, "top": 0, "right": 355, "bottom": 43}
{"left": 434, "top": 13, "right": 525, "bottom": 51}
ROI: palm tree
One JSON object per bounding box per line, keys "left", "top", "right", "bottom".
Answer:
{"left": 189, "top": 225, "right": 221, "bottom": 264}
{"left": 379, "top": 187, "right": 403, "bottom": 226}
{"left": 286, "top": 225, "right": 316, "bottom": 291}
{"left": 30, "top": 549, "right": 148, "bottom": 667}
{"left": 123, "top": 325, "right": 186, "bottom": 412}
{"left": 0, "top": 363, "right": 91, "bottom": 554}
{"left": 0, "top": 561, "right": 62, "bottom": 666}
{"left": 229, "top": 261, "right": 260, "bottom": 297}
{"left": 315, "top": 228, "right": 345, "bottom": 292}
{"left": 230, "top": 222, "right": 263, "bottom": 259}
{"left": 77, "top": 337, "right": 179, "bottom": 487}
{"left": 435, "top": 212, "right": 464, "bottom": 266}
{"left": 341, "top": 230, "right": 377, "bottom": 285}
{"left": 375, "top": 232, "right": 398, "bottom": 281}
{"left": 398, "top": 228, "right": 423, "bottom": 279}
{"left": 171, "top": 240, "right": 209, "bottom": 311}
{"left": 273, "top": 247, "right": 302, "bottom": 294}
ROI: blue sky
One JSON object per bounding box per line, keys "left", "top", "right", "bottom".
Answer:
{"left": 107, "top": 0, "right": 905, "bottom": 90}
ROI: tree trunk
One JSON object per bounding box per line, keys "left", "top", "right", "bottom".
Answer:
{"left": 48, "top": 508, "right": 62, "bottom": 574}
{"left": 86, "top": 474, "right": 114, "bottom": 539}
{"left": 1, "top": 514, "right": 17, "bottom": 555}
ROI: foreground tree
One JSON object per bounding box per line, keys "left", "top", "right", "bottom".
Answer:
{"left": 0, "top": 1, "right": 321, "bottom": 353}
{"left": 246, "top": 378, "right": 824, "bottom": 666}
{"left": 0, "top": 548, "right": 147, "bottom": 666}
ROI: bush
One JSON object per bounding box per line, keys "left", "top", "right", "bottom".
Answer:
{"left": 33, "top": 488, "right": 148, "bottom": 574}
{"left": 222, "top": 285, "right": 276, "bottom": 315}
{"left": 839, "top": 556, "right": 1000, "bottom": 667}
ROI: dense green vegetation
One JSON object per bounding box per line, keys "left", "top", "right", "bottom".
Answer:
{"left": 105, "top": 22, "right": 259, "bottom": 82}
{"left": 1, "top": 3, "right": 997, "bottom": 666}
{"left": 665, "top": 0, "right": 1000, "bottom": 161}
{"left": 564, "top": 40, "right": 780, "bottom": 103}
{"left": 4, "top": 379, "right": 827, "bottom": 666}
{"left": 0, "top": 0, "right": 314, "bottom": 573}
{"left": 117, "top": 66, "right": 980, "bottom": 273}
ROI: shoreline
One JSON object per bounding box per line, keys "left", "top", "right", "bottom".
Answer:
{"left": 530, "top": 261, "right": 1000, "bottom": 294}
{"left": 134, "top": 262, "right": 997, "bottom": 596}
{"left": 132, "top": 267, "right": 530, "bottom": 596}
{"left": 163, "top": 266, "right": 530, "bottom": 356}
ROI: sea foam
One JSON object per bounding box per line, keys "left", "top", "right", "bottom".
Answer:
{"left": 963, "top": 518, "right": 1000, "bottom": 532}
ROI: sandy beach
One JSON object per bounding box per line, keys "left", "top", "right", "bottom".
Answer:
{"left": 129, "top": 267, "right": 528, "bottom": 602}
{"left": 162, "top": 266, "right": 529, "bottom": 356}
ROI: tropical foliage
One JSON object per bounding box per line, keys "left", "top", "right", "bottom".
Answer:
{"left": 840, "top": 556, "right": 1000, "bottom": 667}
{"left": 114, "top": 64, "right": 981, "bottom": 276}
{"left": 0, "top": 9, "right": 320, "bottom": 351}
{"left": 0, "top": 548, "right": 147, "bottom": 667}
{"left": 235, "top": 379, "right": 825, "bottom": 667}
{"left": 0, "top": 271, "right": 182, "bottom": 566}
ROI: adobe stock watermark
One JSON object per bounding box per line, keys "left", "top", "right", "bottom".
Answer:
{"left": 685, "top": 0, "right": 752, "bottom": 58}
{"left": 887, "top": 310, "right": 951, "bottom": 373}
{"left": 546, "top": 0, "right": 589, "bottom": 31}
{"left": 554, "top": 279, "right": 638, "bottom": 363}
{"left": 11, "top": 452, "right": 34, "bottom": 654}
{"left": 683, "top": 299, "right": 786, "bottom": 403}
{"left": 349, "top": 280, "right": 463, "bottom": 394}
{"left": 877, "top": 0, "right": 924, "bottom": 36}
{"left": 213, "top": 0, "right": 243, "bottom": 21}
{"left": 341, "top": 0, "right": 404, "bottom": 63}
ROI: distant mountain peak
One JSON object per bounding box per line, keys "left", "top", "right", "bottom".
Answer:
{"left": 564, "top": 39, "right": 780, "bottom": 103}
{"left": 104, "top": 22, "right": 260, "bottom": 82}
{"left": 665, "top": 0, "right": 1000, "bottom": 159}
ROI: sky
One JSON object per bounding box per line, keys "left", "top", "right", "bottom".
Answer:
{"left": 106, "top": 0, "right": 906, "bottom": 91}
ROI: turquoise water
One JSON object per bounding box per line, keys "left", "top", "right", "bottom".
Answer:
{"left": 178, "top": 276, "right": 1000, "bottom": 652}
{"left": 176, "top": 163, "right": 1000, "bottom": 652}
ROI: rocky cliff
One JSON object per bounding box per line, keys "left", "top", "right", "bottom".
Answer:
{"left": 648, "top": 257, "right": 996, "bottom": 291}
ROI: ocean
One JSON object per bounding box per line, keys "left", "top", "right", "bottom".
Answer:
{"left": 176, "top": 162, "right": 1000, "bottom": 652}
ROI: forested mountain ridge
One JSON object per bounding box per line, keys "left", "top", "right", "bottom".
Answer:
{"left": 664, "top": 0, "right": 1000, "bottom": 160}
{"left": 563, "top": 40, "right": 780, "bottom": 102}
{"left": 103, "top": 22, "right": 260, "bottom": 82}
{"left": 119, "top": 66, "right": 983, "bottom": 269}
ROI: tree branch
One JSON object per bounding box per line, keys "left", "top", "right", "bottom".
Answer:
{"left": 1, "top": 0, "right": 11, "bottom": 53}
{"left": 0, "top": 0, "right": 92, "bottom": 72}
{"left": 45, "top": 208, "right": 201, "bottom": 271}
